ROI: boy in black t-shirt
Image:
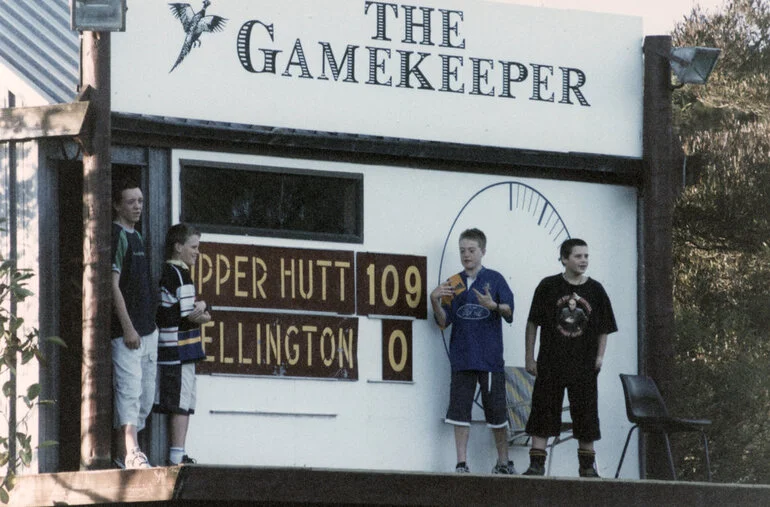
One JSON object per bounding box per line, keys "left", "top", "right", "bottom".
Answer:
{"left": 111, "top": 179, "right": 158, "bottom": 469}
{"left": 523, "top": 238, "right": 617, "bottom": 477}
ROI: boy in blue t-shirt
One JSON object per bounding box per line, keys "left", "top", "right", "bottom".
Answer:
{"left": 430, "top": 228, "right": 515, "bottom": 474}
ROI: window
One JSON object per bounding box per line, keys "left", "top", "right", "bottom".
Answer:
{"left": 181, "top": 160, "right": 363, "bottom": 243}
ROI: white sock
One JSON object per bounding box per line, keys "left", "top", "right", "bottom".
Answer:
{"left": 169, "top": 447, "right": 184, "bottom": 465}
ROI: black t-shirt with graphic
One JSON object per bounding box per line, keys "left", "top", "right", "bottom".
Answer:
{"left": 527, "top": 274, "right": 617, "bottom": 370}
{"left": 111, "top": 223, "right": 156, "bottom": 339}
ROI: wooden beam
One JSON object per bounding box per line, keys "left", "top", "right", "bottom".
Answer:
{"left": 80, "top": 31, "right": 112, "bottom": 471}
{"left": 0, "top": 101, "right": 91, "bottom": 142}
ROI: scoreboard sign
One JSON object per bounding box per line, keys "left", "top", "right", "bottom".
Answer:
{"left": 197, "top": 311, "right": 359, "bottom": 380}
{"left": 193, "top": 243, "right": 356, "bottom": 314}
{"left": 356, "top": 252, "right": 427, "bottom": 319}
{"left": 192, "top": 242, "right": 426, "bottom": 380}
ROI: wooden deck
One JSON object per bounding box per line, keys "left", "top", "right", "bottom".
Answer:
{"left": 10, "top": 465, "right": 770, "bottom": 506}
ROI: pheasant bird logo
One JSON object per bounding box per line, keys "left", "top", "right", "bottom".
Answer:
{"left": 168, "top": 0, "right": 227, "bottom": 73}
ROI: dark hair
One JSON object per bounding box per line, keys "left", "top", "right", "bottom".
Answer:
{"left": 164, "top": 223, "right": 201, "bottom": 260}
{"left": 112, "top": 177, "right": 140, "bottom": 207}
{"left": 459, "top": 228, "right": 486, "bottom": 250}
{"left": 559, "top": 238, "right": 588, "bottom": 262}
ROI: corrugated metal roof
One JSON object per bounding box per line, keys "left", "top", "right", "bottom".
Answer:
{"left": 0, "top": 0, "right": 79, "bottom": 104}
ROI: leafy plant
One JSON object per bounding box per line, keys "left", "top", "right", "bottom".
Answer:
{"left": 0, "top": 256, "right": 64, "bottom": 502}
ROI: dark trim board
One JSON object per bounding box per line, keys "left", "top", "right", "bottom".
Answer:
{"left": 111, "top": 113, "right": 643, "bottom": 186}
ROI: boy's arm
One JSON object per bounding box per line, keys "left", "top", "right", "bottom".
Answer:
{"left": 496, "top": 303, "right": 512, "bottom": 321}
{"left": 525, "top": 321, "right": 538, "bottom": 376}
{"left": 595, "top": 333, "right": 608, "bottom": 372}
{"left": 112, "top": 271, "right": 141, "bottom": 349}
{"left": 430, "top": 283, "right": 451, "bottom": 329}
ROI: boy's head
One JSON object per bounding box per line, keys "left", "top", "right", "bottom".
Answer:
{"left": 459, "top": 228, "right": 487, "bottom": 251}
{"left": 164, "top": 223, "right": 201, "bottom": 262}
{"left": 560, "top": 238, "right": 589, "bottom": 278}
{"left": 458, "top": 228, "right": 486, "bottom": 274}
{"left": 559, "top": 238, "right": 588, "bottom": 264}
{"left": 112, "top": 178, "right": 143, "bottom": 227}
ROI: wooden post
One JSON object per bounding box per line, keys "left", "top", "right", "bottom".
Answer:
{"left": 80, "top": 31, "right": 113, "bottom": 470}
{"left": 642, "top": 35, "right": 677, "bottom": 480}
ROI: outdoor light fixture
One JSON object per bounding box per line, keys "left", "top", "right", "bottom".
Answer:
{"left": 70, "top": 0, "right": 127, "bottom": 32}
{"left": 669, "top": 46, "right": 721, "bottom": 87}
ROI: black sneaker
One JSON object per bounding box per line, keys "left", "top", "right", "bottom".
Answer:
{"left": 579, "top": 466, "right": 600, "bottom": 478}
{"left": 455, "top": 462, "right": 470, "bottom": 473}
{"left": 492, "top": 460, "right": 517, "bottom": 475}
{"left": 166, "top": 455, "right": 197, "bottom": 466}
{"left": 523, "top": 463, "right": 545, "bottom": 476}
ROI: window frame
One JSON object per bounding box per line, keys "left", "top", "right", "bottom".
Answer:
{"left": 179, "top": 159, "right": 364, "bottom": 244}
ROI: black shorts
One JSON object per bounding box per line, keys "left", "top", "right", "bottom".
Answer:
{"left": 445, "top": 370, "right": 508, "bottom": 428}
{"left": 526, "top": 365, "right": 600, "bottom": 441}
{"left": 153, "top": 362, "right": 197, "bottom": 415}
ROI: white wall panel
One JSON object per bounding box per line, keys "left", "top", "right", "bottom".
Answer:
{"left": 173, "top": 149, "right": 638, "bottom": 477}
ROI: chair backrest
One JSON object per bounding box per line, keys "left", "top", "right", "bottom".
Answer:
{"left": 619, "top": 374, "right": 670, "bottom": 423}
{"left": 504, "top": 366, "right": 535, "bottom": 435}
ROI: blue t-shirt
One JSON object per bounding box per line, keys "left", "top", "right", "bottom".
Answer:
{"left": 442, "top": 267, "right": 514, "bottom": 372}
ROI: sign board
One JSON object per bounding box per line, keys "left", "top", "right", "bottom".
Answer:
{"left": 193, "top": 243, "right": 357, "bottom": 315}
{"left": 112, "top": 0, "right": 643, "bottom": 157}
{"left": 197, "top": 311, "right": 359, "bottom": 380}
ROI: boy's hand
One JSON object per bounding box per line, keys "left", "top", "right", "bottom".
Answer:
{"left": 472, "top": 287, "right": 496, "bottom": 310}
{"left": 431, "top": 282, "right": 453, "bottom": 302}
{"left": 526, "top": 358, "right": 538, "bottom": 377}
{"left": 123, "top": 328, "right": 141, "bottom": 350}
{"left": 189, "top": 301, "right": 212, "bottom": 324}
{"left": 189, "top": 301, "right": 207, "bottom": 319}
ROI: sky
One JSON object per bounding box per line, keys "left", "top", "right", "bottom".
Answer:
{"left": 500, "top": 0, "right": 727, "bottom": 34}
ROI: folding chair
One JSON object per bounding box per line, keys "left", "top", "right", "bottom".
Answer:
{"left": 614, "top": 374, "right": 712, "bottom": 481}
{"left": 504, "top": 366, "right": 574, "bottom": 475}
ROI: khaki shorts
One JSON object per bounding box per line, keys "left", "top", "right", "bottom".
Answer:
{"left": 112, "top": 328, "right": 158, "bottom": 430}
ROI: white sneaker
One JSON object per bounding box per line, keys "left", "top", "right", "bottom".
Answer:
{"left": 125, "top": 449, "right": 151, "bottom": 469}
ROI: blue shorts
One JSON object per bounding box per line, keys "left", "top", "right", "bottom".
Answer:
{"left": 445, "top": 370, "right": 508, "bottom": 428}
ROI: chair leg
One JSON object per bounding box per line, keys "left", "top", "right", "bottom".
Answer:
{"left": 614, "top": 425, "right": 638, "bottom": 478}
{"left": 663, "top": 433, "right": 677, "bottom": 480}
{"left": 701, "top": 431, "right": 712, "bottom": 482}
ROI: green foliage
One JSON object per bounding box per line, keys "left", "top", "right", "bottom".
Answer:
{"left": 672, "top": 0, "right": 770, "bottom": 483}
{"left": 0, "top": 245, "right": 61, "bottom": 502}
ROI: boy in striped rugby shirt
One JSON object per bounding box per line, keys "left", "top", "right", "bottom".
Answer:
{"left": 154, "top": 223, "right": 211, "bottom": 465}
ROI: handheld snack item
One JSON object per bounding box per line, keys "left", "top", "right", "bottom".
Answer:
{"left": 441, "top": 273, "right": 466, "bottom": 305}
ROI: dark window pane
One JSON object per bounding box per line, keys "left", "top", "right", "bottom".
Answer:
{"left": 181, "top": 162, "right": 363, "bottom": 243}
